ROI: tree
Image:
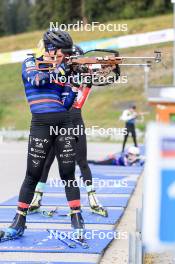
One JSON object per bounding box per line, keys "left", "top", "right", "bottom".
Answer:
{"left": 16, "top": 0, "right": 31, "bottom": 33}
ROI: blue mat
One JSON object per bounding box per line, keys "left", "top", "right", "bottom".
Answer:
{"left": 76, "top": 169, "right": 142, "bottom": 178}
{"left": 76, "top": 171, "right": 142, "bottom": 178}
{"left": 91, "top": 173, "right": 140, "bottom": 178}
{"left": 0, "top": 262, "right": 94, "bottom": 264}
{"left": 0, "top": 207, "right": 124, "bottom": 225}
{"left": 1, "top": 195, "right": 130, "bottom": 207}
{"left": 48, "top": 178, "right": 136, "bottom": 188}
{"left": 92, "top": 174, "right": 128, "bottom": 178}
{"left": 91, "top": 173, "right": 139, "bottom": 178}
{"left": 0, "top": 229, "right": 114, "bottom": 254}
{"left": 87, "top": 165, "right": 143, "bottom": 173}
{"left": 90, "top": 177, "right": 137, "bottom": 187}
{"left": 45, "top": 185, "right": 135, "bottom": 194}
{"left": 87, "top": 164, "right": 143, "bottom": 170}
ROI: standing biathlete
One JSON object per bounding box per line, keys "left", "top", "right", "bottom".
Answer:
{"left": 28, "top": 46, "right": 108, "bottom": 217}
{"left": 0, "top": 30, "right": 85, "bottom": 241}
{"left": 121, "top": 105, "right": 138, "bottom": 152}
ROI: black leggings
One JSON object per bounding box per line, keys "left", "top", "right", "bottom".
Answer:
{"left": 122, "top": 123, "right": 138, "bottom": 152}
{"left": 39, "top": 108, "right": 93, "bottom": 187}
{"left": 18, "top": 112, "right": 80, "bottom": 212}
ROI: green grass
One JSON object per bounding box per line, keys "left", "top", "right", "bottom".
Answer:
{"left": 0, "top": 42, "right": 172, "bottom": 129}
{"left": 0, "top": 14, "right": 173, "bottom": 129}
{"left": 0, "top": 14, "right": 172, "bottom": 53}
{"left": 0, "top": 63, "right": 31, "bottom": 129}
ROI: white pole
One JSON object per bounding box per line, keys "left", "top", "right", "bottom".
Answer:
{"left": 172, "top": 1, "right": 175, "bottom": 85}
{"left": 144, "top": 65, "right": 150, "bottom": 96}
{"left": 0, "top": 135, "right": 3, "bottom": 144}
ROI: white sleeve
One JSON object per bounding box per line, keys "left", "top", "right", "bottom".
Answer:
{"left": 120, "top": 110, "right": 134, "bottom": 121}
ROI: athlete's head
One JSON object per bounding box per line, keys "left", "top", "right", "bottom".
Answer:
{"left": 127, "top": 146, "right": 140, "bottom": 163}
{"left": 43, "top": 29, "right": 73, "bottom": 63}
{"left": 129, "top": 105, "right": 136, "bottom": 111}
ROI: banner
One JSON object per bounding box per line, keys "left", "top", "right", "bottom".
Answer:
{"left": 0, "top": 28, "right": 173, "bottom": 65}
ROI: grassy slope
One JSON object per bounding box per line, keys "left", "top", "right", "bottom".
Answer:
{"left": 0, "top": 14, "right": 172, "bottom": 52}
{"left": 0, "top": 14, "right": 173, "bottom": 129}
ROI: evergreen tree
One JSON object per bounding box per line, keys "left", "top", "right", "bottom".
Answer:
{"left": 0, "top": 0, "right": 172, "bottom": 36}
{"left": 16, "top": 0, "right": 31, "bottom": 33}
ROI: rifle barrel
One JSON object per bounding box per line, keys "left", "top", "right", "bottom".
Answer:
{"left": 119, "top": 63, "right": 151, "bottom": 66}
{"left": 119, "top": 56, "right": 155, "bottom": 59}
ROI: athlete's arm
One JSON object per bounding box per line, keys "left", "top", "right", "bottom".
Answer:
{"left": 61, "top": 84, "right": 78, "bottom": 110}
{"left": 73, "top": 86, "right": 91, "bottom": 109}
{"left": 22, "top": 57, "right": 51, "bottom": 87}
{"left": 22, "top": 58, "right": 69, "bottom": 87}
{"left": 73, "top": 76, "right": 92, "bottom": 109}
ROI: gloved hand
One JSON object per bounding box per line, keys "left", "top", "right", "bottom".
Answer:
{"left": 34, "top": 72, "right": 50, "bottom": 86}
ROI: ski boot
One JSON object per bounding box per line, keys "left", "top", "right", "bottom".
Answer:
{"left": 71, "top": 210, "right": 88, "bottom": 248}
{"left": 0, "top": 212, "right": 26, "bottom": 242}
{"left": 28, "top": 191, "right": 43, "bottom": 214}
{"left": 88, "top": 190, "right": 108, "bottom": 217}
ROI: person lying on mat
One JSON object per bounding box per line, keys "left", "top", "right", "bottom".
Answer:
{"left": 88, "top": 146, "right": 145, "bottom": 167}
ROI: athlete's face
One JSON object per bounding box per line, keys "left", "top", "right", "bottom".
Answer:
{"left": 55, "top": 49, "right": 65, "bottom": 63}
{"left": 45, "top": 49, "right": 67, "bottom": 64}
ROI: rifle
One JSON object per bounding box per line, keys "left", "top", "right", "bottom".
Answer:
{"left": 137, "top": 112, "right": 150, "bottom": 123}
{"left": 35, "top": 50, "right": 161, "bottom": 70}
{"left": 138, "top": 111, "right": 149, "bottom": 115}
{"left": 35, "top": 49, "right": 161, "bottom": 86}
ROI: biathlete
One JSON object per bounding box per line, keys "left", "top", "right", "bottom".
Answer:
{"left": 0, "top": 30, "right": 86, "bottom": 242}
{"left": 120, "top": 105, "right": 138, "bottom": 152}
{"left": 28, "top": 45, "right": 111, "bottom": 217}
{"left": 88, "top": 146, "right": 145, "bottom": 167}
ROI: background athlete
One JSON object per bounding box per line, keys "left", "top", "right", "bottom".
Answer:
{"left": 120, "top": 105, "right": 138, "bottom": 152}
{"left": 88, "top": 146, "right": 145, "bottom": 167}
